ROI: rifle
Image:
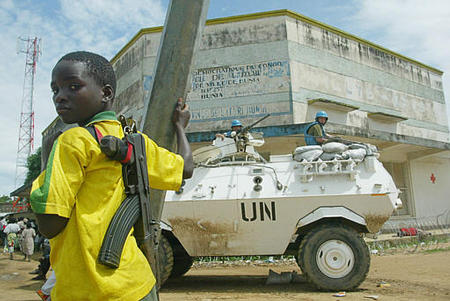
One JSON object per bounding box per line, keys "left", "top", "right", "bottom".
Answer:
{"left": 97, "top": 116, "right": 156, "bottom": 271}
{"left": 238, "top": 114, "right": 271, "bottom": 134}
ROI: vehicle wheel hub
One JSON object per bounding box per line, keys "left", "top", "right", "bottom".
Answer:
{"left": 316, "top": 239, "right": 354, "bottom": 278}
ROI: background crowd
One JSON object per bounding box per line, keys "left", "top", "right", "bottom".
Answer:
{"left": 1, "top": 215, "right": 51, "bottom": 281}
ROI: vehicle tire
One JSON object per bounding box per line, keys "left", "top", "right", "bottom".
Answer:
{"left": 296, "top": 244, "right": 305, "bottom": 273}
{"left": 298, "top": 223, "right": 370, "bottom": 291}
{"left": 170, "top": 243, "right": 193, "bottom": 278}
{"left": 158, "top": 235, "right": 174, "bottom": 287}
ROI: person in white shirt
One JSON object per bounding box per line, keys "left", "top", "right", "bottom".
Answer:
{"left": 4, "top": 218, "right": 20, "bottom": 260}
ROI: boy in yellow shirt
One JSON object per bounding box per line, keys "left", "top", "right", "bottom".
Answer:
{"left": 30, "top": 51, "right": 193, "bottom": 300}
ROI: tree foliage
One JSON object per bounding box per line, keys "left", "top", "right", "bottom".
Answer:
{"left": 0, "top": 195, "right": 12, "bottom": 203}
{"left": 24, "top": 147, "right": 42, "bottom": 186}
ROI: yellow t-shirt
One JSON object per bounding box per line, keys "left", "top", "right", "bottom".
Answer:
{"left": 30, "top": 111, "right": 184, "bottom": 301}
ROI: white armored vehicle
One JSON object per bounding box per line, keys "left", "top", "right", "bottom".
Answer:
{"left": 159, "top": 118, "right": 402, "bottom": 291}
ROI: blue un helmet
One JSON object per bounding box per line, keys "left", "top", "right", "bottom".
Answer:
{"left": 231, "top": 120, "right": 242, "bottom": 128}
{"left": 315, "top": 111, "right": 328, "bottom": 121}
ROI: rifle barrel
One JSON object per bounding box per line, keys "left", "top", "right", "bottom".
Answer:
{"left": 242, "top": 114, "right": 270, "bottom": 132}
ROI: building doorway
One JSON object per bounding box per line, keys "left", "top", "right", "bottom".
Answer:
{"left": 383, "top": 161, "right": 413, "bottom": 216}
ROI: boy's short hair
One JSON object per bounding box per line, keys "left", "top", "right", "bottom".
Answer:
{"left": 58, "top": 51, "right": 116, "bottom": 94}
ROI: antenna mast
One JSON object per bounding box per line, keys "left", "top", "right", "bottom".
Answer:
{"left": 15, "top": 37, "right": 41, "bottom": 187}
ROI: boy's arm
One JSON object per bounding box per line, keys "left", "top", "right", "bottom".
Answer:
{"left": 32, "top": 130, "right": 87, "bottom": 239}
{"left": 172, "top": 98, "right": 194, "bottom": 179}
{"left": 35, "top": 214, "right": 68, "bottom": 239}
{"left": 36, "top": 130, "right": 69, "bottom": 239}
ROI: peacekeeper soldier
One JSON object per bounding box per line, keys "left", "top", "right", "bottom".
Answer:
{"left": 30, "top": 51, "right": 193, "bottom": 301}
{"left": 215, "top": 119, "right": 243, "bottom": 140}
{"left": 304, "top": 111, "right": 334, "bottom": 145}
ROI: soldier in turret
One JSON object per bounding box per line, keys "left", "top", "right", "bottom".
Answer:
{"left": 304, "top": 111, "right": 334, "bottom": 145}
{"left": 215, "top": 119, "right": 243, "bottom": 140}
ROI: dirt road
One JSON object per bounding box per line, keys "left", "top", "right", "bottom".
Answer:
{"left": 1, "top": 249, "right": 449, "bottom": 300}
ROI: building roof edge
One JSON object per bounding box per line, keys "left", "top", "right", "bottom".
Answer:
{"left": 110, "top": 9, "right": 443, "bottom": 75}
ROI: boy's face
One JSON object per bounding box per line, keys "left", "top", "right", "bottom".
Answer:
{"left": 51, "top": 60, "right": 108, "bottom": 125}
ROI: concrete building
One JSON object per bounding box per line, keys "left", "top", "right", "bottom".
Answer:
{"left": 46, "top": 10, "right": 450, "bottom": 227}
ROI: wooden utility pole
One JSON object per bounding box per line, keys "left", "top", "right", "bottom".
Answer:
{"left": 140, "top": 0, "right": 209, "bottom": 289}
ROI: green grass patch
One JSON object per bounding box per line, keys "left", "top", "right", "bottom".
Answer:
{"left": 423, "top": 247, "right": 450, "bottom": 254}
{"left": 195, "top": 255, "right": 294, "bottom": 263}
{"left": 367, "top": 234, "right": 449, "bottom": 253}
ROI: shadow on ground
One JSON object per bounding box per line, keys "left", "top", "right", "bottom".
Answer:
{"left": 162, "top": 275, "right": 366, "bottom": 294}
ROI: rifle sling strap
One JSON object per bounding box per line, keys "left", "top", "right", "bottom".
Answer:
{"left": 85, "top": 124, "right": 133, "bottom": 164}
{"left": 85, "top": 125, "right": 104, "bottom": 144}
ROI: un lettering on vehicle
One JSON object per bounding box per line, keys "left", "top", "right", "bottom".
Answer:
{"left": 240, "top": 201, "right": 276, "bottom": 222}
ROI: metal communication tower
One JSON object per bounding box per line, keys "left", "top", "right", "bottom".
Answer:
{"left": 15, "top": 37, "right": 41, "bottom": 187}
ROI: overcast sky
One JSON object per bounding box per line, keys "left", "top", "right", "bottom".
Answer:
{"left": 1, "top": 0, "right": 450, "bottom": 196}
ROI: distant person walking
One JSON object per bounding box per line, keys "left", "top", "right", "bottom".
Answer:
{"left": 1, "top": 217, "right": 7, "bottom": 253}
{"left": 22, "top": 222, "right": 36, "bottom": 261}
{"left": 3, "top": 217, "right": 20, "bottom": 260}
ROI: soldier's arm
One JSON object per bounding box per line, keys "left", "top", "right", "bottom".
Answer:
{"left": 215, "top": 133, "right": 225, "bottom": 140}
{"left": 310, "top": 125, "right": 327, "bottom": 144}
